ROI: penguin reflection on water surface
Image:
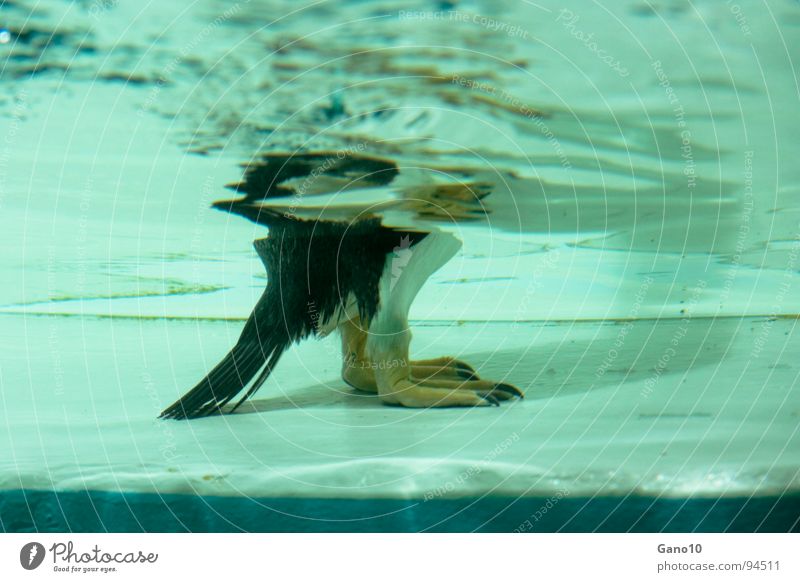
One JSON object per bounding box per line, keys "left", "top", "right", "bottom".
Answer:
{"left": 159, "top": 153, "right": 523, "bottom": 420}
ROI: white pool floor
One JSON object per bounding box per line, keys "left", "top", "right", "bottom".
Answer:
{"left": 2, "top": 311, "right": 797, "bottom": 501}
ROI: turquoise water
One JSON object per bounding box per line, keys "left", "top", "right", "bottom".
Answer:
{"left": 1, "top": 0, "right": 799, "bottom": 531}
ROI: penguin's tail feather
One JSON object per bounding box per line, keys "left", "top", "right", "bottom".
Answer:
{"left": 158, "top": 302, "right": 289, "bottom": 420}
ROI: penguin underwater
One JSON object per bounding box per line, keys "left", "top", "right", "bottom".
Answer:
{"left": 160, "top": 152, "right": 523, "bottom": 419}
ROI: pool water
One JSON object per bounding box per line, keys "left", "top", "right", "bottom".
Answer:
{"left": 1, "top": 0, "right": 799, "bottom": 531}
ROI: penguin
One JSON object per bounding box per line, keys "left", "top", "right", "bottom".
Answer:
{"left": 159, "top": 152, "right": 522, "bottom": 419}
